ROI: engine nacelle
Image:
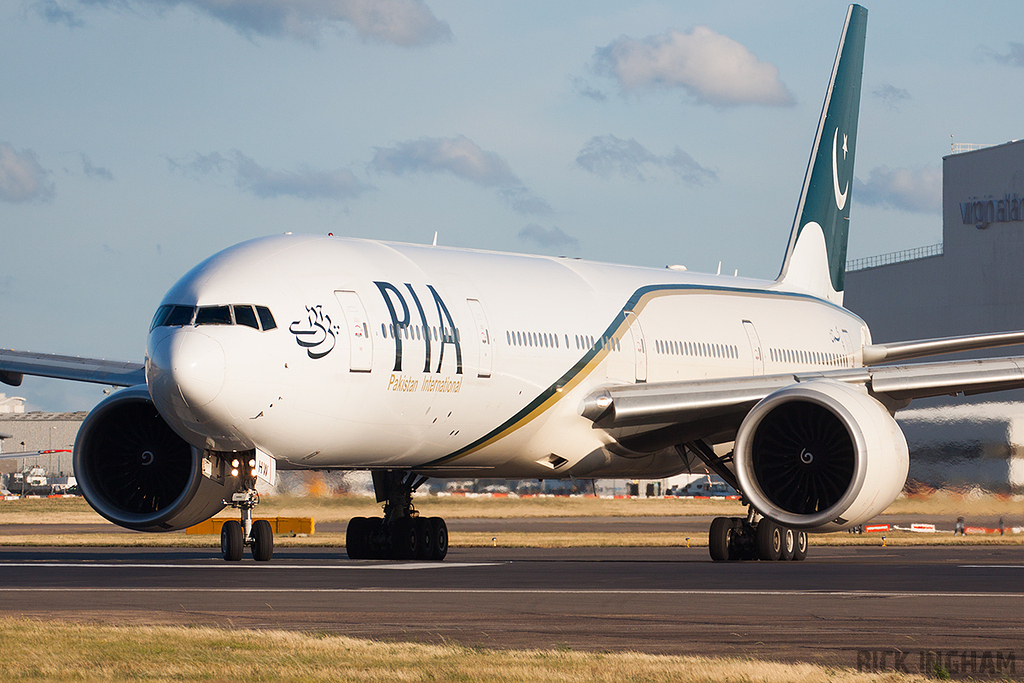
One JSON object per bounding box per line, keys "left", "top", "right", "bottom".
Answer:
{"left": 734, "top": 380, "right": 908, "bottom": 532}
{"left": 74, "top": 385, "right": 234, "bottom": 532}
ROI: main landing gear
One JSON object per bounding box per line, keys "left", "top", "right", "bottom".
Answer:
{"left": 345, "top": 470, "right": 449, "bottom": 561}
{"left": 708, "top": 509, "right": 807, "bottom": 562}
{"left": 220, "top": 486, "right": 273, "bottom": 562}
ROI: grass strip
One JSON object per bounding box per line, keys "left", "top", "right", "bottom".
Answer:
{"left": 0, "top": 618, "right": 929, "bottom": 682}
{"left": 3, "top": 493, "right": 1021, "bottom": 525}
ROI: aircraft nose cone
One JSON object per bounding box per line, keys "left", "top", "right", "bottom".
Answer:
{"left": 149, "top": 330, "right": 225, "bottom": 408}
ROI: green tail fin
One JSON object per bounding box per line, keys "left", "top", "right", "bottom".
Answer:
{"left": 776, "top": 4, "right": 867, "bottom": 305}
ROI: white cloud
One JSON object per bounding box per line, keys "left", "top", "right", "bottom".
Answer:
{"left": 569, "top": 76, "right": 608, "bottom": 102}
{"left": 593, "top": 26, "right": 793, "bottom": 107}
{"left": 170, "top": 150, "right": 372, "bottom": 200}
{"left": 32, "top": 0, "right": 84, "bottom": 28}
{"left": 81, "top": 154, "right": 114, "bottom": 181}
{"left": 982, "top": 42, "right": 1024, "bottom": 67}
{"left": 576, "top": 134, "right": 716, "bottom": 185}
{"left": 0, "top": 143, "right": 55, "bottom": 203}
{"left": 371, "top": 135, "right": 517, "bottom": 187}
{"left": 371, "top": 135, "right": 552, "bottom": 215}
{"left": 518, "top": 224, "right": 578, "bottom": 251}
{"left": 872, "top": 83, "right": 910, "bottom": 110}
{"left": 46, "top": 0, "right": 452, "bottom": 46}
{"left": 855, "top": 166, "right": 941, "bottom": 214}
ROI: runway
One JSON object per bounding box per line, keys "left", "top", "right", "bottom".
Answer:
{"left": 1, "top": 545, "right": 1021, "bottom": 668}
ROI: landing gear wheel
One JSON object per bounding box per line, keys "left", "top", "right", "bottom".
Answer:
{"left": 394, "top": 517, "right": 418, "bottom": 559}
{"left": 429, "top": 517, "right": 448, "bottom": 560}
{"left": 779, "top": 527, "right": 795, "bottom": 561}
{"left": 414, "top": 517, "right": 433, "bottom": 560}
{"left": 250, "top": 519, "right": 274, "bottom": 562}
{"left": 793, "top": 531, "right": 808, "bottom": 561}
{"left": 756, "top": 519, "right": 783, "bottom": 561}
{"left": 369, "top": 470, "right": 450, "bottom": 561}
{"left": 221, "top": 520, "right": 243, "bottom": 562}
{"left": 709, "top": 516, "right": 733, "bottom": 561}
{"left": 346, "top": 517, "right": 368, "bottom": 560}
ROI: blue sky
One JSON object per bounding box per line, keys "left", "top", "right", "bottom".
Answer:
{"left": 2, "top": 0, "right": 1022, "bottom": 412}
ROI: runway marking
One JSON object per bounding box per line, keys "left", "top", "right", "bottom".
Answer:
{"left": 0, "top": 562, "right": 498, "bottom": 571}
{"left": 958, "top": 565, "right": 1024, "bottom": 569}
{"left": 3, "top": 588, "right": 1023, "bottom": 598}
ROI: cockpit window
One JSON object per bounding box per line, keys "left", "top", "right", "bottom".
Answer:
{"left": 165, "top": 305, "right": 196, "bottom": 327}
{"left": 151, "top": 303, "right": 276, "bottom": 331}
{"left": 150, "top": 305, "right": 173, "bottom": 331}
{"left": 233, "top": 305, "right": 259, "bottom": 330}
{"left": 255, "top": 306, "right": 277, "bottom": 331}
{"left": 195, "top": 305, "right": 232, "bottom": 325}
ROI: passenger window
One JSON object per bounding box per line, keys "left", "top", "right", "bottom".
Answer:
{"left": 255, "top": 306, "right": 277, "bottom": 331}
{"left": 233, "top": 305, "right": 259, "bottom": 329}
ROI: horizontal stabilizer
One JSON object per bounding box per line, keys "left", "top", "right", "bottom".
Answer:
{"left": 862, "top": 330, "right": 1024, "bottom": 365}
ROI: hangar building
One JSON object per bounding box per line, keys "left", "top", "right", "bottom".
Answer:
{"left": 845, "top": 139, "right": 1024, "bottom": 492}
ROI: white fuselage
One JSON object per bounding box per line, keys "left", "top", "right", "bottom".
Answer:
{"left": 144, "top": 234, "right": 869, "bottom": 479}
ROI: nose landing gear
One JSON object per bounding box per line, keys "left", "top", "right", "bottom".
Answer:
{"left": 220, "top": 487, "right": 273, "bottom": 562}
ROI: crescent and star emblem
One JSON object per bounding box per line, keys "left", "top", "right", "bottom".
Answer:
{"left": 832, "top": 127, "right": 849, "bottom": 210}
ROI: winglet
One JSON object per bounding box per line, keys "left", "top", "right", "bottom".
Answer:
{"left": 776, "top": 4, "right": 867, "bottom": 305}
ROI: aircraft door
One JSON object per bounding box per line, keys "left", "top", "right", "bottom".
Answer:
{"left": 466, "top": 298, "right": 492, "bottom": 378}
{"left": 333, "top": 290, "right": 373, "bottom": 372}
{"left": 625, "top": 311, "right": 647, "bottom": 383}
{"left": 742, "top": 320, "right": 764, "bottom": 375}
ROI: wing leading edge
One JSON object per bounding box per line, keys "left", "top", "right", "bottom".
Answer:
{"left": 0, "top": 349, "right": 145, "bottom": 388}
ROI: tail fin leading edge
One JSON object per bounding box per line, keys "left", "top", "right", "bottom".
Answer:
{"left": 776, "top": 4, "right": 867, "bottom": 305}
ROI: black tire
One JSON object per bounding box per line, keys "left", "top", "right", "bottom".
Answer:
{"left": 729, "top": 517, "right": 756, "bottom": 561}
{"left": 251, "top": 519, "right": 274, "bottom": 562}
{"left": 429, "top": 517, "right": 448, "bottom": 561}
{"left": 346, "top": 516, "right": 368, "bottom": 560}
{"left": 779, "top": 527, "right": 795, "bottom": 561}
{"left": 793, "top": 531, "right": 809, "bottom": 561}
{"left": 393, "top": 517, "right": 418, "bottom": 559}
{"left": 414, "top": 517, "right": 432, "bottom": 560}
{"left": 365, "top": 517, "right": 383, "bottom": 559}
{"left": 756, "top": 519, "right": 783, "bottom": 561}
{"left": 220, "top": 520, "right": 243, "bottom": 562}
{"left": 709, "top": 516, "right": 732, "bottom": 562}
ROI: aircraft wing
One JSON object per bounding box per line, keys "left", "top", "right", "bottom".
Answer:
{"left": 0, "top": 349, "right": 145, "bottom": 388}
{"left": 582, "top": 355, "right": 1024, "bottom": 434}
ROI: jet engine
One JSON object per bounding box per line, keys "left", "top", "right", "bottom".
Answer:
{"left": 733, "top": 380, "right": 908, "bottom": 532}
{"left": 74, "top": 385, "right": 235, "bottom": 532}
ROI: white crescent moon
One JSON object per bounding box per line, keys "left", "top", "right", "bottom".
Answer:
{"left": 832, "top": 127, "right": 848, "bottom": 210}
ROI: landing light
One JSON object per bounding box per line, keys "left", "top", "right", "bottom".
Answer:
{"left": 231, "top": 468, "right": 239, "bottom": 477}
{"left": 248, "top": 458, "right": 255, "bottom": 467}
{"left": 232, "top": 459, "right": 240, "bottom": 468}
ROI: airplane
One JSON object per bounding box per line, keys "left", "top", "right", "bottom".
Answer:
{"left": 4, "top": 4, "right": 1024, "bottom": 563}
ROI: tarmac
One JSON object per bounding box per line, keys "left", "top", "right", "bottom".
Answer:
{"left": 0, "top": 544, "right": 1021, "bottom": 671}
